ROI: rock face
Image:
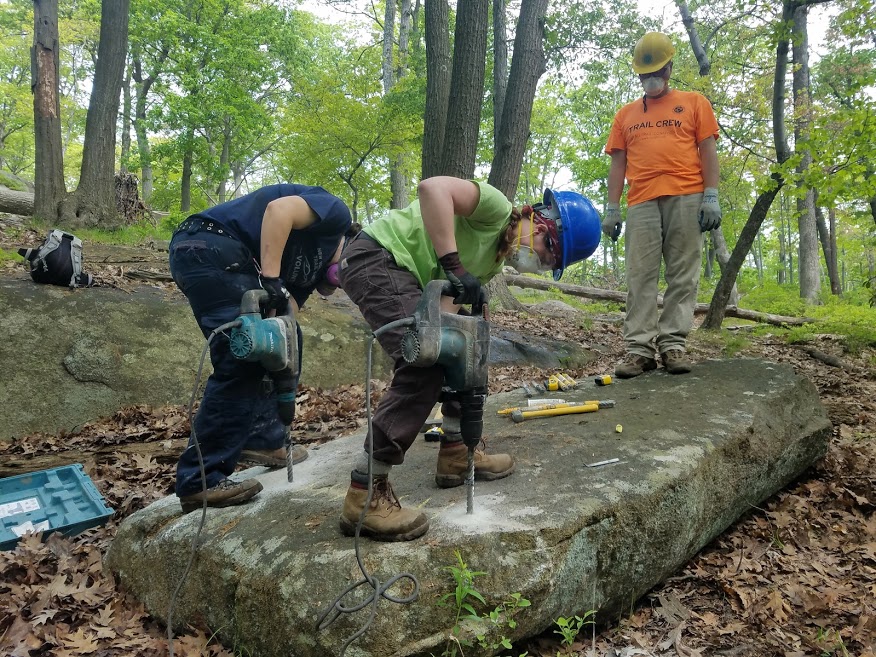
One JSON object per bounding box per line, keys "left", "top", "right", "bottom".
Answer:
{"left": 0, "top": 278, "right": 391, "bottom": 440}
{"left": 106, "top": 358, "right": 830, "bottom": 657}
{"left": 0, "top": 277, "right": 592, "bottom": 441}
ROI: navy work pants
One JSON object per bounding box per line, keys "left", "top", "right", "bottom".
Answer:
{"left": 169, "top": 225, "right": 300, "bottom": 496}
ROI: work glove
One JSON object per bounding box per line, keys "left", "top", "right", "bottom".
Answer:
{"left": 602, "top": 203, "right": 623, "bottom": 241}
{"left": 260, "top": 275, "right": 291, "bottom": 312}
{"left": 699, "top": 187, "right": 722, "bottom": 232}
{"left": 439, "top": 251, "right": 483, "bottom": 307}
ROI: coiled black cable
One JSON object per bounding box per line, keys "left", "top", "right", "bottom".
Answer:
{"left": 316, "top": 318, "right": 420, "bottom": 656}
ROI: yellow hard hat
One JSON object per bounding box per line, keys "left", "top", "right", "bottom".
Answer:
{"left": 632, "top": 32, "right": 675, "bottom": 74}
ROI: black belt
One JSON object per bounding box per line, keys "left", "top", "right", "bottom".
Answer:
{"left": 174, "top": 216, "right": 237, "bottom": 239}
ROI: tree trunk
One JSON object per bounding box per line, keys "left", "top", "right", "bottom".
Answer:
{"left": 120, "top": 65, "right": 131, "bottom": 174}
{"left": 384, "top": 0, "right": 409, "bottom": 209}
{"left": 756, "top": 231, "right": 764, "bottom": 284}
{"left": 702, "top": 0, "right": 794, "bottom": 329}
{"left": 710, "top": 228, "right": 739, "bottom": 306}
{"left": 216, "top": 117, "right": 231, "bottom": 204}
{"left": 488, "top": 275, "right": 525, "bottom": 311}
{"left": 392, "top": 0, "right": 414, "bottom": 208}
{"left": 492, "top": 0, "right": 508, "bottom": 152}
{"left": 674, "top": 0, "right": 710, "bottom": 75}
{"left": 792, "top": 4, "right": 820, "bottom": 302}
{"left": 487, "top": 0, "right": 548, "bottom": 200}
{"left": 31, "top": 0, "right": 65, "bottom": 222}
{"left": 60, "top": 0, "right": 130, "bottom": 228}
{"left": 181, "top": 132, "right": 193, "bottom": 213}
{"left": 131, "top": 44, "right": 168, "bottom": 205}
{"left": 815, "top": 202, "right": 841, "bottom": 295}
{"left": 0, "top": 187, "right": 35, "bottom": 215}
{"left": 440, "top": 0, "right": 489, "bottom": 178}
{"left": 422, "top": 0, "right": 451, "bottom": 179}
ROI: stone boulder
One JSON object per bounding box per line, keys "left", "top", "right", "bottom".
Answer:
{"left": 106, "top": 358, "right": 830, "bottom": 657}
{"left": 0, "top": 276, "right": 591, "bottom": 441}
{"left": 0, "top": 278, "right": 392, "bottom": 440}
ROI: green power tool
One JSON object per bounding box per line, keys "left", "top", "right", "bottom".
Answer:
{"left": 400, "top": 280, "right": 489, "bottom": 513}
{"left": 228, "top": 289, "right": 300, "bottom": 480}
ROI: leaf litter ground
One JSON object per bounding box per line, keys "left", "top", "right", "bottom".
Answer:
{"left": 0, "top": 300, "right": 874, "bottom": 657}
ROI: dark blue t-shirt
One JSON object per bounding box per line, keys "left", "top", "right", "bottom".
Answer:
{"left": 194, "top": 184, "right": 351, "bottom": 307}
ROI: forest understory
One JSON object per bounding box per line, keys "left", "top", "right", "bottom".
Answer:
{"left": 0, "top": 253, "right": 874, "bottom": 657}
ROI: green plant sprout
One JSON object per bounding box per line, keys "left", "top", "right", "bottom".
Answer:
{"left": 436, "top": 551, "right": 530, "bottom": 657}
{"left": 553, "top": 611, "right": 596, "bottom": 654}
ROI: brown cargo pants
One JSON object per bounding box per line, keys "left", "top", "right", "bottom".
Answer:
{"left": 338, "top": 234, "right": 451, "bottom": 465}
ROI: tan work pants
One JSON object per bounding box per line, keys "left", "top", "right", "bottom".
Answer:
{"left": 623, "top": 193, "right": 703, "bottom": 358}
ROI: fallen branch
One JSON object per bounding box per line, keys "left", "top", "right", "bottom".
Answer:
{"left": 124, "top": 269, "right": 174, "bottom": 282}
{"left": 504, "top": 274, "right": 814, "bottom": 327}
{"left": 795, "top": 345, "right": 848, "bottom": 369}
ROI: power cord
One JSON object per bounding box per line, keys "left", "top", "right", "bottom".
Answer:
{"left": 317, "top": 318, "right": 420, "bottom": 656}
{"left": 165, "top": 319, "right": 240, "bottom": 657}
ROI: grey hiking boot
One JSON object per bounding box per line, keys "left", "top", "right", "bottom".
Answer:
{"left": 178, "top": 477, "right": 263, "bottom": 513}
{"left": 239, "top": 444, "right": 308, "bottom": 468}
{"left": 340, "top": 471, "right": 429, "bottom": 542}
{"left": 615, "top": 354, "right": 658, "bottom": 379}
{"left": 661, "top": 349, "right": 692, "bottom": 374}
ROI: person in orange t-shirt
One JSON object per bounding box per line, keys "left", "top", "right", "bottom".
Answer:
{"left": 603, "top": 32, "right": 721, "bottom": 379}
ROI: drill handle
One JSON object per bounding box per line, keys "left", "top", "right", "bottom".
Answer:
{"left": 438, "top": 281, "right": 488, "bottom": 317}
{"left": 240, "top": 289, "right": 269, "bottom": 315}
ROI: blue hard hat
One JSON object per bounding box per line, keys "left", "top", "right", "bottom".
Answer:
{"left": 541, "top": 188, "right": 601, "bottom": 281}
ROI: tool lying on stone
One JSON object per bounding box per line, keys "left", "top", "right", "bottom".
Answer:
{"left": 401, "top": 280, "right": 489, "bottom": 514}
{"left": 229, "top": 289, "right": 300, "bottom": 482}
{"left": 522, "top": 372, "right": 580, "bottom": 397}
{"left": 510, "top": 400, "right": 615, "bottom": 423}
{"left": 586, "top": 457, "right": 620, "bottom": 468}
{"left": 543, "top": 372, "right": 578, "bottom": 391}
{"left": 498, "top": 400, "right": 609, "bottom": 415}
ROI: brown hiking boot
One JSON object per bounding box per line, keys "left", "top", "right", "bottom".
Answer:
{"left": 339, "top": 472, "right": 429, "bottom": 542}
{"left": 178, "top": 478, "right": 263, "bottom": 513}
{"left": 661, "top": 349, "right": 692, "bottom": 374}
{"left": 614, "top": 354, "right": 658, "bottom": 379}
{"left": 239, "top": 444, "right": 308, "bottom": 468}
{"left": 435, "top": 439, "right": 515, "bottom": 489}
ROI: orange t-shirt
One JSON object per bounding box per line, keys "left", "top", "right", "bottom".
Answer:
{"left": 605, "top": 89, "right": 719, "bottom": 206}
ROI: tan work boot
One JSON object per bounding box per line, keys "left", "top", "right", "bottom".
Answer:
{"left": 178, "top": 478, "right": 263, "bottom": 513}
{"left": 435, "top": 439, "right": 515, "bottom": 489}
{"left": 239, "top": 444, "right": 308, "bottom": 468}
{"left": 339, "top": 472, "right": 429, "bottom": 542}
{"left": 661, "top": 349, "right": 692, "bottom": 374}
{"left": 615, "top": 353, "right": 658, "bottom": 379}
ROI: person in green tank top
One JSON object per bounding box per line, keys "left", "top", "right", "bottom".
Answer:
{"left": 337, "top": 176, "right": 602, "bottom": 541}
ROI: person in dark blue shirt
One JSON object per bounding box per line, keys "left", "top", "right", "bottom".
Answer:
{"left": 169, "top": 184, "right": 354, "bottom": 512}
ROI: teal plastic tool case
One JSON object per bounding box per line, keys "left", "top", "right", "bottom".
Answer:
{"left": 0, "top": 464, "right": 114, "bottom": 550}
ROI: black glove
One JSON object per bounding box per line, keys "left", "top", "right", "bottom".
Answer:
{"left": 439, "top": 251, "right": 482, "bottom": 306}
{"left": 260, "top": 275, "right": 291, "bottom": 312}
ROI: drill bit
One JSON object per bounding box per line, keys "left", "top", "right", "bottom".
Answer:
{"left": 285, "top": 428, "right": 294, "bottom": 483}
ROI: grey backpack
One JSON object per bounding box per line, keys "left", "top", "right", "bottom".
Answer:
{"left": 18, "top": 229, "right": 94, "bottom": 288}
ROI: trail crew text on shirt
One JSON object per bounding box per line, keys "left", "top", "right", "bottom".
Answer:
{"left": 628, "top": 119, "right": 683, "bottom": 133}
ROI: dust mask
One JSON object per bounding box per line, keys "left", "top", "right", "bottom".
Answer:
{"left": 643, "top": 76, "right": 665, "bottom": 96}
{"left": 507, "top": 220, "right": 551, "bottom": 274}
